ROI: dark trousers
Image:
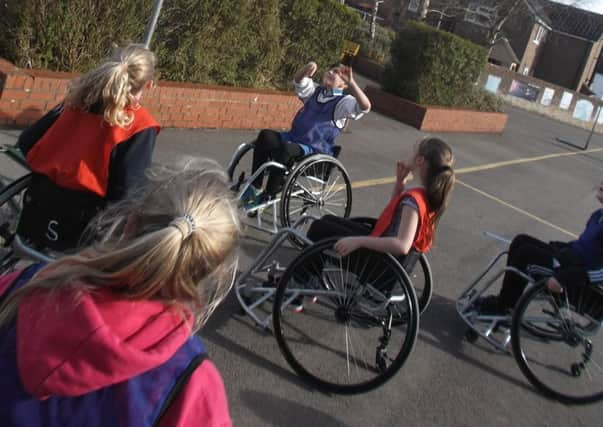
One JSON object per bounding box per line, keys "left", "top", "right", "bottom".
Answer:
{"left": 498, "top": 234, "right": 555, "bottom": 309}
{"left": 307, "top": 215, "right": 373, "bottom": 242}
{"left": 251, "top": 129, "right": 304, "bottom": 194}
{"left": 301, "top": 215, "right": 400, "bottom": 290}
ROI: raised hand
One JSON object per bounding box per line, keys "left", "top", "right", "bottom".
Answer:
{"left": 396, "top": 161, "right": 413, "bottom": 188}
{"left": 339, "top": 65, "right": 354, "bottom": 85}
{"left": 304, "top": 61, "right": 318, "bottom": 78}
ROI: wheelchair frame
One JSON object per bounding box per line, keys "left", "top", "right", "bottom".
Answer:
{"left": 235, "top": 215, "right": 317, "bottom": 329}
{"left": 226, "top": 142, "right": 352, "bottom": 236}
{"left": 457, "top": 248, "right": 535, "bottom": 352}
{"left": 457, "top": 232, "right": 603, "bottom": 404}
{"left": 235, "top": 214, "right": 424, "bottom": 393}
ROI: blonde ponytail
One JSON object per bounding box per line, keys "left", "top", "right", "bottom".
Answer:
{"left": 65, "top": 44, "right": 156, "bottom": 128}
{"left": 0, "top": 158, "right": 241, "bottom": 330}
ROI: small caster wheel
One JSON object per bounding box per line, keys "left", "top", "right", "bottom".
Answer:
{"left": 465, "top": 328, "right": 479, "bottom": 343}
{"left": 375, "top": 349, "right": 387, "bottom": 374}
{"left": 571, "top": 363, "right": 582, "bottom": 377}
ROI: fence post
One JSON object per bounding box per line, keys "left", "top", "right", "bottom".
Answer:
{"left": 584, "top": 104, "right": 602, "bottom": 150}
{"left": 143, "top": 0, "right": 165, "bottom": 48}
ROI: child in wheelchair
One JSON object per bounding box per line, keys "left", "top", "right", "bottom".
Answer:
{"left": 308, "top": 137, "right": 455, "bottom": 257}
{"left": 0, "top": 159, "right": 239, "bottom": 426}
{"left": 473, "top": 179, "right": 603, "bottom": 318}
{"left": 15, "top": 44, "right": 159, "bottom": 252}
{"left": 243, "top": 60, "right": 371, "bottom": 208}
{"left": 285, "top": 137, "right": 454, "bottom": 311}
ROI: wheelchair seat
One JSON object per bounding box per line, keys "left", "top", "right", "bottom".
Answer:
{"left": 332, "top": 145, "right": 342, "bottom": 158}
{"left": 16, "top": 173, "right": 104, "bottom": 252}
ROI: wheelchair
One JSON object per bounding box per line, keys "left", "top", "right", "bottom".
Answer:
{"left": 235, "top": 215, "right": 434, "bottom": 394}
{"left": 0, "top": 144, "right": 104, "bottom": 272}
{"left": 457, "top": 232, "right": 603, "bottom": 404}
{"left": 226, "top": 142, "right": 352, "bottom": 238}
{"left": 1, "top": 145, "right": 50, "bottom": 272}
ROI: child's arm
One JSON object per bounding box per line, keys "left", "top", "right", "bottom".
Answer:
{"left": 335, "top": 206, "right": 419, "bottom": 257}
{"left": 293, "top": 62, "right": 318, "bottom": 102}
{"left": 294, "top": 62, "right": 317, "bottom": 84}
{"left": 340, "top": 66, "right": 371, "bottom": 111}
{"left": 392, "top": 161, "right": 412, "bottom": 199}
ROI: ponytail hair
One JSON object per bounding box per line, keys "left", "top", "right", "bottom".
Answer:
{"left": 65, "top": 44, "right": 156, "bottom": 128}
{"left": 0, "top": 158, "right": 241, "bottom": 331}
{"left": 418, "top": 137, "right": 455, "bottom": 228}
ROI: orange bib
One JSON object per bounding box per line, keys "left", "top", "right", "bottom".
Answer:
{"left": 27, "top": 107, "right": 159, "bottom": 197}
{"left": 370, "top": 187, "right": 434, "bottom": 252}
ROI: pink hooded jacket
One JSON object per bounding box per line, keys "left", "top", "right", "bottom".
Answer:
{"left": 0, "top": 269, "right": 232, "bottom": 427}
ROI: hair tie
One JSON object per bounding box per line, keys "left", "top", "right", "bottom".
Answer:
{"left": 169, "top": 214, "right": 196, "bottom": 240}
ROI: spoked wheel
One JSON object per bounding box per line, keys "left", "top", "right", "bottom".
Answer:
{"left": 511, "top": 280, "right": 603, "bottom": 404}
{"left": 280, "top": 155, "right": 352, "bottom": 243}
{"left": 0, "top": 174, "right": 31, "bottom": 274}
{"left": 272, "top": 239, "right": 419, "bottom": 394}
{"left": 226, "top": 142, "right": 255, "bottom": 193}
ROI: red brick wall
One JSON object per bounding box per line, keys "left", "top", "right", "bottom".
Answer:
{"left": 353, "top": 56, "right": 385, "bottom": 82}
{"left": 365, "top": 86, "right": 508, "bottom": 133}
{"left": 0, "top": 58, "right": 300, "bottom": 129}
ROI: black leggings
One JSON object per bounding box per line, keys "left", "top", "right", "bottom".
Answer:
{"left": 307, "top": 215, "right": 373, "bottom": 242}
{"left": 251, "top": 129, "right": 304, "bottom": 194}
{"left": 497, "top": 234, "right": 556, "bottom": 310}
{"left": 301, "top": 215, "right": 399, "bottom": 290}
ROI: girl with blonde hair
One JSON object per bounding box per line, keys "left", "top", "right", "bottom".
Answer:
{"left": 0, "top": 158, "right": 240, "bottom": 426}
{"left": 16, "top": 43, "right": 160, "bottom": 251}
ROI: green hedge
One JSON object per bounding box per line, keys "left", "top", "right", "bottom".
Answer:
{"left": 0, "top": 0, "right": 359, "bottom": 89}
{"left": 382, "top": 21, "right": 497, "bottom": 111}
{"left": 351, "top": 21, "right": 395, "bottom": 65}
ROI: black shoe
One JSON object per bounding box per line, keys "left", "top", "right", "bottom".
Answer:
{"left": 473, "top": 295, "right": 508, "bottom": 316}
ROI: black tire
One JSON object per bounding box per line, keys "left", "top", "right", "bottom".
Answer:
{"left": 413, "top": 254, "right": 433, "bottom": 315}
{"left": 0, "top": 174, "right": 31, "bottom": 274}
{"left": 280, "top": 155, "right": 352, "bottom": 246}
{"left": 272, "top": 238, "right": 419, "bottom": 394}
{"left": 511, "top": 280, "right": 603, "bottom": 404}
{"left": 226, "top": 143, "right": 255, "bottom": 193}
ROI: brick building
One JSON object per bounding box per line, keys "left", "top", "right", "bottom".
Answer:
{"left": 399, "top": 0, "right": 603, "bottom": 93}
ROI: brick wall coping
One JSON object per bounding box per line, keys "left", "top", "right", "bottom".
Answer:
{"left": 0, "top": 57, "right": 300, "bottom": 129}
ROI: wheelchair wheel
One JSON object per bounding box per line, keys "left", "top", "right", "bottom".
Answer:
{"left": 226, "top": 142, "right": 254, "bottom": 193}
{"left": 511, "top": 280, "right": 603, "bottom": 404}
{"left": 0, "top": 174, "right": 31, "bottom": 273}
{"left": 280, "top": 155, "right": 352, "bottom": 236}
{"left": 410, "top": 254, "right": 432, "bottom": 316}
{"left": 272, "top": 239, "right": 419, "bottom": 394}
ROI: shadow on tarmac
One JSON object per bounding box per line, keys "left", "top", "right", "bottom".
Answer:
{"left": 239, "top": 389, "right": 350, "bottom": 427}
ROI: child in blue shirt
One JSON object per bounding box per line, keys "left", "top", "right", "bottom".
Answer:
{"left": 245, "top": 61, "right": 371, "bottom": 206}
{"left": 476, "top": 179, "right": 603, "bottom": 314}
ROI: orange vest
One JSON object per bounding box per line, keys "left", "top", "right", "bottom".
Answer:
{"left": 370, "top": 187, "right": 435, "bottom": 253}
{"left": 27, "top": 107, "right": 160, "bottom": 197}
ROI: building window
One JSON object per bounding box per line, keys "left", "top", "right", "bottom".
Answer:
{"left": 408, "top": 0, "right": 420, "bottom": 13}
{"left": 523, "top": 66, "right": 530, "bottom": 76}
{"left": 533, "top": 26, "right": 546, "bottom": 45}
{"left": 464, "top": 3, "right": 497, "bottom": 28}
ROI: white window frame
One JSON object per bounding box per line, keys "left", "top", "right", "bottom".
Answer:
{"left": 523, "top": 66, "right": 530, "bottom": 76}
{"left": 464, "top": 2, "right": 498, "bottom": 28}
{"left": 533, "top": 26, "right": 546, "bottom": 45}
